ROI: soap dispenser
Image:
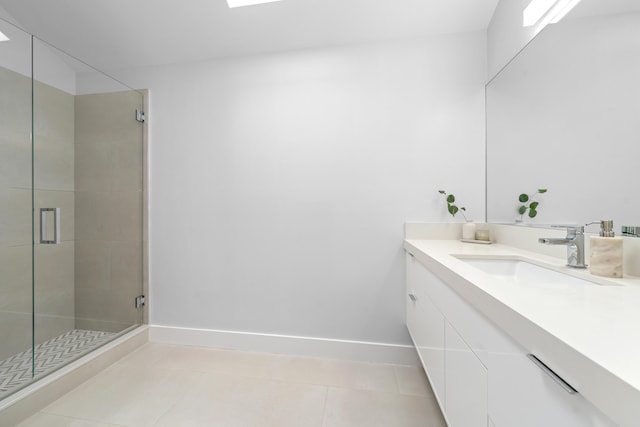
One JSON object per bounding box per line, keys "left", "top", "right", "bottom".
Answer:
{"left": 589, "top": 220, "right": 623, "bottom": 278}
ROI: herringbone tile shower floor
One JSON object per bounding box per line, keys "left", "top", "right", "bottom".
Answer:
{"left": 0, "top": 330, "right": 114, "bottom": 398}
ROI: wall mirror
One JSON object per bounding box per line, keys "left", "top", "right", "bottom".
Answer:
{"left": 486, "top": 0, "right": 640, "bottom": 231}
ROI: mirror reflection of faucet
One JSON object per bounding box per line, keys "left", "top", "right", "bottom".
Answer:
{"left": 621, "top": 225, "right": 640, "bottom": 237}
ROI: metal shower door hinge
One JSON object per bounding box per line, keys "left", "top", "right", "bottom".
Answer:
{"left": 134, "top": 295, "right": 146, "bottom": 308}
{"left": 135, "top": 109, "right": 145, "bottom": 123}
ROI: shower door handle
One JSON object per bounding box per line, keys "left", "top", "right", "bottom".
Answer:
{"left": 40, "top": 208, "right": 61, "bottom": 244}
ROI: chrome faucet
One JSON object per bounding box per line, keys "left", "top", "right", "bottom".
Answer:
{"left": 538, "top": 226, "right": 587, "bottom": 268}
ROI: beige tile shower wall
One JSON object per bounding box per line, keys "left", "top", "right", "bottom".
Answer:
{"left": 74, "top": 91, "right": 144, "bottom": 333}
{"left": 33, "top": 80, "right": 76, "bottom": 345}
{"left": 0, "top": 66, "right": 76, "bottom": 360}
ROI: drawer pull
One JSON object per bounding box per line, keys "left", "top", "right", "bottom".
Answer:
{"left": 527, "top": 354, "right": 578, "bottom": 394}
{"left": 408, "top": 293, "right": 417, "bottom": 302}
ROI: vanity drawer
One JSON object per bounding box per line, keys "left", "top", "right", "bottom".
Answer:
{"left": 444, "top": 320, "right": 487, "bottom": 427}
{"left": 487, "top": 335, "right": 616, "bottom": 427}
{"left": 406, "top": 253, "right": 445, "bottom": 408}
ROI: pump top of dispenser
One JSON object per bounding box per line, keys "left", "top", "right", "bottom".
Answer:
{"left": 599, "top": 220, "right": 615, "bottom": 237}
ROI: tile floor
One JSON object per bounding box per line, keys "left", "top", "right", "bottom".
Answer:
{"left": 15, "top": 343, "right": 446, "bottom": 427}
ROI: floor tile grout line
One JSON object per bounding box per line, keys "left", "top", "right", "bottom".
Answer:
{"left": 149, "top": 381, "right": 190, "bottom": 427}
{"left": 112, "top": 353, "right": 404, "bottom": 395}
{"left": 319, "top": 385, "right": 330, "bottom": 427}
{"left": 117, "top": 363, "right": 393, "bottom": 395}
{"left": 392, "top": 365, "right": 403, "bottom": 395}
{"left": 35, "top": 409, "right": 130, "bottom": 426}
{"left": 146, "top": 360, "right": 228, "bottom": 427}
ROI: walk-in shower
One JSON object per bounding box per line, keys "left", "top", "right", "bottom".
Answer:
{"left": 0, "top": 18, "right": 146, "bottom": 400}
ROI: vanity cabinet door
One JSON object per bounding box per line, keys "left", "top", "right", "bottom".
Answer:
{"left": 488, "top": 341, "right": 617, "bottom": 427}
{"left": 445, "top": 320, "right": 488, "bottom": 427}
{"left": 406, "top": 253, "right": 445, "bottom": 407}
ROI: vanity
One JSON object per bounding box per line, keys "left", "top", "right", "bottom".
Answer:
{"left": 415, "top": 0, "right": 640, "bottom": 424}
{"left": 404, "top": 224, "right": 640, "bottom": 427}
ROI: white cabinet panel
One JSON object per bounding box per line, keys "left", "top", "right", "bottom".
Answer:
{"left": 445, "top": 321, "right": 488, "bottom": 427}
{"left": 406, "top": 254, "right": 445, "bottom": 406}
{"left": 488, "top": 344, "right": 617, "bottom": 427}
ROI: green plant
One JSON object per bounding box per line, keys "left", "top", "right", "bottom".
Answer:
{"left": 438, "top": 190, "right": 468, "bottom": 220}
{"left": 518, "top": 189, "right": 547, "bottom": 219}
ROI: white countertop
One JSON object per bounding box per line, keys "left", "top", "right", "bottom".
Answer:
{"left": 404, "top": 238, "right": 640, "bottom": 427}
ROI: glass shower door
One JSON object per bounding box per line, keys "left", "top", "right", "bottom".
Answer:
{"left": 0, "top": 20, "right": 35, "bottom": 399}
{"left": 30, "top": 37, "right": 145, "bottom": 382}
{"left": 31, "top": 38, "right": 80, "bottom": 375}
{"left": 0, "top": 19, "right": 145, "bottom": 400}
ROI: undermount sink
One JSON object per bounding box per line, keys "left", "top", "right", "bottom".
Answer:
{"left": 455, "top": 256, "right": 604, "bottom": 287}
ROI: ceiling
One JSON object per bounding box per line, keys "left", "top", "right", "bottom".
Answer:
{"left": 0, "top": 0, "right": 498, "bottom": 71}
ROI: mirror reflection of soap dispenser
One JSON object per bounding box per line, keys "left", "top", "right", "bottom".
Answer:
{"left": 589, "top": 220, "right": 623, "bottom": 278}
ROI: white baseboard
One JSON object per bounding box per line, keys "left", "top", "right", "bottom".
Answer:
{"left": 149, "top": 325, "right": 419, "bottom": 366}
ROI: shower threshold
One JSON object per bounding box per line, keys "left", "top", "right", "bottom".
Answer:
{"left": 0, "top": 329, "right": 115, "bottom": 400}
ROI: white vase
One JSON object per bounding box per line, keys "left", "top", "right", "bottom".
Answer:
{"left": 462, "top": 220, "right": 476, "bottom": 240}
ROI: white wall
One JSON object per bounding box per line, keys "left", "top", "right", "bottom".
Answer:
{"left": 80, "top": 33, "right": 487, "bottom": 348}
